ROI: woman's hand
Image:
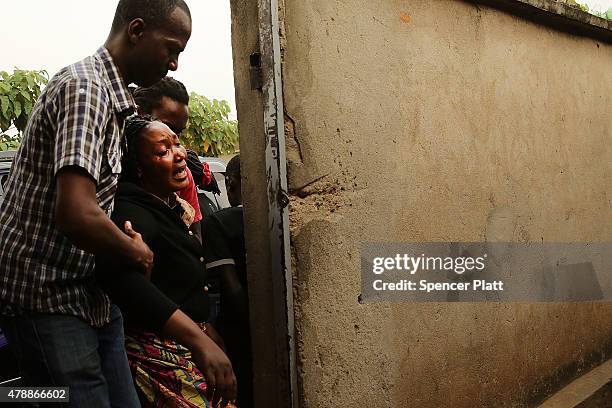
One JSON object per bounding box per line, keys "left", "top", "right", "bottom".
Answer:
{"left": 191, "top": 337, "right": 236, "bottom": 404}
{"left": 163, "top": 309, "right": 237, "bottom": 403}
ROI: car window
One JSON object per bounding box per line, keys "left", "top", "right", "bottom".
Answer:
{"left": 212, "top": 172, "right": 230, "bottom": 209}
{"left": 196, "top": 170, "right": 230, "bottom": 214}
{"left": 198, "top": 192, "right": 220, "bottom": 217}
{"left": 0, "top": 174, "right": 6, "bottom": 198}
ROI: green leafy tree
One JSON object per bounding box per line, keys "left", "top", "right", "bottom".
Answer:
{"left": 564, "top": 0, "right": 590, "bottom": 12}
{"left": 182, "top": 92, "right": 239, "bottom": 157}
{"left": 0, "top": 69, "right": 48, "bottom": 150}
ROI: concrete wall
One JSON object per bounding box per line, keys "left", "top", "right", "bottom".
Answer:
{"left": 280, "top": 0, "right": 612, "bottom": 406}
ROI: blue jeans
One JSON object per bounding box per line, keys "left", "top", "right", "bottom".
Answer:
{"left": 0, "top": 305, "right": 140, "bottom": 408}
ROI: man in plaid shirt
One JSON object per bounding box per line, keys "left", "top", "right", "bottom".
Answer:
{"left": 0, "top": 0, "right": 191, "bottom": 405}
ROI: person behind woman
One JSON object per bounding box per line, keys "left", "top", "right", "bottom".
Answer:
{"left": 96, "top": 115, "right": 236, "bottom": 407}
{"left": 202, "top": 155, "right": 252, "bottom": 407}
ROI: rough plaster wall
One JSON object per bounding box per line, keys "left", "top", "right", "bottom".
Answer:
{"left": 281, "top": 0, "right": 612, "bottom": 407}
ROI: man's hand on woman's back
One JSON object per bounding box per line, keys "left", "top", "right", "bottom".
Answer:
{"left": 123, "top": 221, "right": 154, "bottom": 277}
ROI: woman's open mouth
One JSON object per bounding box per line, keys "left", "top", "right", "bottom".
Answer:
{"left": 173, "top": 165, "right": 188, "bottom": 181}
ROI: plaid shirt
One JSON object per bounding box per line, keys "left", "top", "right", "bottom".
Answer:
{"left": 0, "top": 47, "right": 134, "bottom": 327}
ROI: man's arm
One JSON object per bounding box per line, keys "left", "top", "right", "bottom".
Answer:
{"left": 202, "top": 213, "right": 248, "bottom": 324}
{"left": 55, "top": 166, "right": 153, "bottom": 274}
{"left": 213, "top": 264, "right": 249, "bottom": 327}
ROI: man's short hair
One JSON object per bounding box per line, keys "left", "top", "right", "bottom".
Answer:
{"left": 133, "top": 77, "right": 190, "bottom": 113}
{"left": 111, "top": 0, "right": 191, "bottom": 32}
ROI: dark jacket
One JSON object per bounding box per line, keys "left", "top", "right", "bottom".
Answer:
{"left": 96, "top": 182, "right": 209, "bottom": 332}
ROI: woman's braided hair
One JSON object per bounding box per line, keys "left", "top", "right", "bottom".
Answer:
{"left": 121, "top": 114, "right": 155, "bottom": 183}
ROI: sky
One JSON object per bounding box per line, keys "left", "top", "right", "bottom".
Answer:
{"left": 581, "top": 0, "right": 612, "bottom": 11}
{"left": 0, "top": 0, "right": 610, "bottom": 121}
{"left": 0, "top": 0, "right": 236, "bottom": 116}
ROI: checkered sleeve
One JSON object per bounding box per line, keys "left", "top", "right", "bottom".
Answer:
{"left": 54, "top": 78, "right": 110, "bottom": 182}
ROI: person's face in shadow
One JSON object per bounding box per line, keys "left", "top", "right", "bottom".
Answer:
{"left": 225, "top": 173, "right": 241, "bottom": 207}
{"left": 136, "top": 121, "right": 189, "bottom": 200}
{"left": 151, "top": 96, "right": 189, "bottom": 137}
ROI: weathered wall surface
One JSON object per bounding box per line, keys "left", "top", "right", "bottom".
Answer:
{"left": 281, "top": 0, "right": 612, "bottom": 406}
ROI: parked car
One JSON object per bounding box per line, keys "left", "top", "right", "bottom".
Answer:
{"left": 197, "top": 156, "right": 229, "bottom": 216}
{"left": 0, "top": 150, "right": 14, "bottom": 204}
